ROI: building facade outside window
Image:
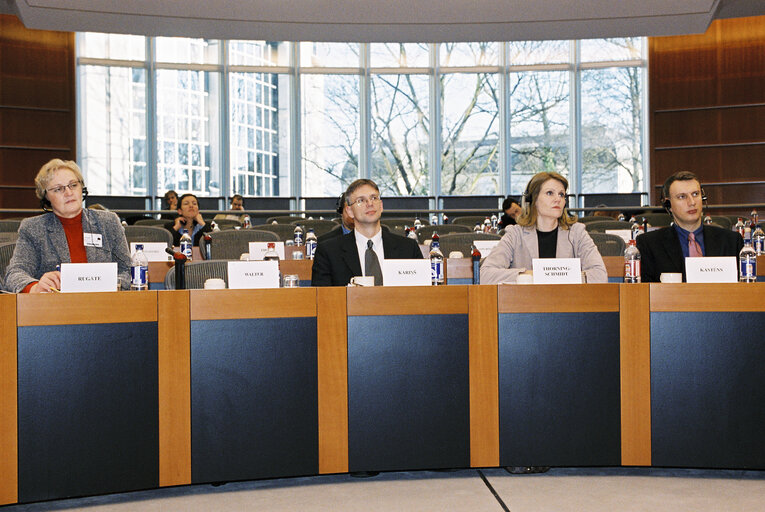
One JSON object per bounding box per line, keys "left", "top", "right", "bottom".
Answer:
{"left": 76, "top": 36, "right": 646, "bottom": 204}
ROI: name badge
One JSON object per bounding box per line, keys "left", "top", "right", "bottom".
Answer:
{"left": 685, "top": 256, "right": 737, "bottom": 283}
{"left": 532, "top": 258, "right": 582, "bottom": 284}
{"left": 60, "top": 262, "right": 118, "bottom": 292}
{"left": 227, "top": 260, "right": 280, "bottom": 289}
{"left": 381, "top": 259, "right": 431, "bottom": 286}
{"left": 130, "top": 242, "right": 172, "bottom": 262}
{"left": 473, "top": 240, "right": 500, "bottom": 257}
{"left": 249, "top": 241, "right": 285, "bottom": 260}
{"left": 83, "top": 233, "right": 103, "bottom": 248}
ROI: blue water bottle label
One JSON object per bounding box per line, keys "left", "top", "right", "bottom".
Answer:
{"left": 131, "top": 265, "right": 148, "bottom": 285}
{"left": 181, "top": 241, "right": 192, "bottom": 258}
{"left": 740, "top": 259, "right": 756, "bottom": 280}
{"left": 431, "top": 261, "right": 442, "bottom": 283}
{"left": 755, "top": 238, "right": 764, "bottom": 254}
{"left": 306, "top": 240, "right": 317, "bottom": 259}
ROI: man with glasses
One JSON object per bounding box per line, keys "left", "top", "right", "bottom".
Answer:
{"left": 311, "top": 179, "right": 422, "bottom": 286}
{"left": 636, "top": 170, "right": 743, "bottom": 282}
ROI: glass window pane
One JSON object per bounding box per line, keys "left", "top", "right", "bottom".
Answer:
{"left": 302, "top": 74, "right": 359, "bottom": 196}
{"left": 228, "top": 41, "right": 289, "bottom": 66}
{"left": 440, "top": 43, "right": 498, "bottom": 67}
{"left": 156, "top": 69, "right": 220, "bottom": 196}
{"left": 155, "top": 37, "right": 220, "bottom": 65}
{"left": 509, "top": 71, "right": 570, "bottom": 194}
{"left": 229, "top": 72, "right": 286, "bottom": 196}
{"left": 370, "top": 43, "right": 430, "bottom": 68}
{"left": 581, "top": 67, "right": 644, "bottom": 193}
{"left": 300, "top": 43, "right": 360, "bottom": 67}
{"left": 581, "top": 38, "right": 643, "bottom": 62}
{"left": 441, "top": 73, "right": 500, "bottom": 195}
{"left": 510, "top": 41, "right": 569, "bottom": 65}
{"left": 79, "top": 65, "right": 148, "bottom": 195}
{"left": 77, "top": 33, "right": 146, "bottom": 60}
{"left": 370, "top": 74, "right": 429, "bottom": 196}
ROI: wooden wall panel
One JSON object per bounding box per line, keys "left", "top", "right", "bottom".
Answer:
{"left": 0, "top": 294, "right": 18, "bottom": 505}
{"left": 0, "top": 15, "right": 75, "bottom": 215}
{"left": 649, "top": 16, "right": 765, "bottom": 211}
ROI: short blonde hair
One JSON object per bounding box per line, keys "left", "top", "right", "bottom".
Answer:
{"left": 34, "top": 159, "right": 84, "bottom": 200}
{"left": 517, "top": 171, "right": 577, "bottom": 229}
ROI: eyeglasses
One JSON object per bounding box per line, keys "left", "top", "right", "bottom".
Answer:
{"left": 350, "top": 194, "right": 381, "bottom": 207}
{"left": 47, "top": 181, "right": 82, "bottom": 195}
{"left": 671, "top": 190, "right": 701, "bottom": 202}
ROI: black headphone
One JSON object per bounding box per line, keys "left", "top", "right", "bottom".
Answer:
{"left": 521, "top": 184, "right": 532, "bottom": 210}
{"left": 336, "top": 192, "right": 346, "bottom": 215}
{"left": 40, "top": 184, "right": 88, "bottom": 211}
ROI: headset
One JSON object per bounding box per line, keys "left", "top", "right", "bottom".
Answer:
{"left": 336, "top": 192, "right": 346, "bottom": 215}
{"left": 661, "top": 172, "right": 706, "bottom": 215}
{"left": 41, "top": 183, "right": 88, "bottom": 212}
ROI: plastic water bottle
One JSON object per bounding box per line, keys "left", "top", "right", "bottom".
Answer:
{"left": 483, "top": 217, "right": 491, "bottom": 233}
{"left": 739, "top": 228, "right": 757, "bottom": 283}
{"left": 752, "top": 209, "right": 759, "bottom": 227}
{"left": 473, "top": 223, "right": 482, "bottom": 233}
{"left": 305, "top": 228, "right": 317, "bottom": 259}
{"left": 471, "top": 244, "right": 481, "bottom": 285}
{"left": 630, "top": 219, "right": 642, "bottom": 240}
{"left": 210, "top": 220, "right": 220, "bottom": 232}
{"left": 753, "top": 224, "right": 765, "bottom": 255}
{"left": 703, "top": 215, "right": 713, "bottom": 225}
{"left": 442, "top": 213, "right": 449, "bottom": 224}
{"left": 407, "top": 227, "right": 418, "bottom": 242}
{"left": 490, "top": 213, "right": 498, "bottom": 232}
{"left": 431, "top": 214, "right": 438, "bottom": 226}
{"left": 180, "top": 229, "right": 193, "bottom": 260}
{"left": 429, "top": 232, "right": 444, "bottom": 286}
{"left": 264, "top": 242, "right": 280, "bottom": 261}
{"left": 413, "top": 217, "right": 422, "bottom": 230}
{"left": 623, "top": 239, "right": 641, "bottom": 283}
{"left": 293, "top": 224, "right": 304, "bottom": 245}
{"left": 617, "top": 213, "right": 626, "bottom": 222}
{"left": 130, "top": 244, "right": 149, "bottom": 291}
{"left": 242, "top": 214, "right": 251, "bottom": 229}
{"left": 734, "top": 217, "right": 745, "bottom": 238}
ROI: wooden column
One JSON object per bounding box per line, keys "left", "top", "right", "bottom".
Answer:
{"left": 158, "top": 290, "right": 191, "bottom": 486}
{"left": 317, "top": 287, "right": 349, "bottom": 474}
{"left": 0, "top": 294, "right": 17, "bottom": 505}
{"left": 619, "top": 283, "right": 651, "bottom": 466}
{"left": 468, "top": 285, "right": 499, "bottom": 467}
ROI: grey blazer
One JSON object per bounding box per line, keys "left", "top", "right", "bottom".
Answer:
{"left": 480, "top": 222, "right": 608, "bottom": 284}
{"left": 4, "top": 209, "right": 132, "bottom": 292}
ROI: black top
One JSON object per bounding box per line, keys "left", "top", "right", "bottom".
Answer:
{"left": 537, "top": 227, "right": 558, "bottom": 259}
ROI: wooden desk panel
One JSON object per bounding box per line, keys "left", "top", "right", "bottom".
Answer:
{"left": 17, "top": 291, "right": 158, "bottom": 326}
{"left": 498, "top": 283, "right": 619, "bottom": 313}
{"left": 650, "top": 283, "right": 765, "bottom": 311}
{"left": 347, "top": 285, "right": 468, "bottom": 316}
{"left": 0, "top": 294, "right": 17, "bottom": 506}
{"left": 190, "top": 288, "right": 316, "bottom": 320}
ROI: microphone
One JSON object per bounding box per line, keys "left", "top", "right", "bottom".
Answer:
{"left": 165, "top": 247, "right": 187, "bottom": 289}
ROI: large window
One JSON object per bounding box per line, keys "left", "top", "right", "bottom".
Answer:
{"left": 77, "top": 36, "right": 646, "bottom": 202}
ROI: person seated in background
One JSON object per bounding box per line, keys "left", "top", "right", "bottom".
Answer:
{"left": 498, "top": 196, "right": 522, "bottom": 228}
{"left": 636, "top": 170, "right": 743, "bottom": 282}
{"left": 160, "top": 190, "right": 179, "bottom": 220}
{"left": 4, "top": 159, "right": 131, "bottom": 293}
{"left": 481, "top": 171, "right": 607, "bottom": 284}
{"left": 592, "top": 204, "right": 619, "bottom": 219}
{"left": 317, "top": 192, "right": 355, "bottom": 242}
{"left": 311, "top": 179, "right": 422, "bottom": 286}
{"left": 214, "top": 194, "right": 247, "bottom": 222}
{"left": 165, "top": 193, "right": 212, "bottom": 246}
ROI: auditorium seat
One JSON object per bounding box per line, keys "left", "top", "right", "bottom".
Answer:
{"left": 589, "top": 233, "right": 626, "bottom": 257}
{"left": 205, "top": 229, "right": 279, "bottom": 260}
{"left": 164, "top": 259, "right": 229, "bottom": 289}
{"left": 123, "top": 225, "right": 174, "bottom": 247}
{"left": 584, "top": 220, "right": 632, "bottom": 232}
{"left": 415, "top": 224, "right": 472, "bottom": 241}
{"left": 290, "top": 219, "right": 339, "bottom": 237}
{"left": 438, "top": 232, "right": 501, "bottom": 258}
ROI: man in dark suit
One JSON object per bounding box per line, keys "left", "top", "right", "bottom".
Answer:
{"left": 311, "top": 179, "right": 423, "bottom": 286}
{"left": 636, "top": 171, "right": 743, "bottom": 282}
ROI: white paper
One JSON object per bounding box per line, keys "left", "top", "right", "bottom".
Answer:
{"left": 130, "top": 242, "right": 172, "bottom": 262}
{"left": 473, "top": 240, "right": 500, "bottom": 257}
{"left": 227, "top": 260, "right": 280, "bottom": 288}
{"left": 685, "top": 256, "right": 737, "bottom": 283}
{"left": 248, "top": 241, "right": 285, "bottom": 261}
{"left": 532, "top": 258, "right": 582, "bottom": 284}
{"left": 381, "top": 259, "right": 432, "bottom": 286}
{"left": 605, "top": 229, "right": 632, "bottom": 244}
{"left": 60, "top": 262, "right": 118, "bottom": 292}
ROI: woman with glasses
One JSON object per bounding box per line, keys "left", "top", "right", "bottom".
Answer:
{"left": 480, "top": 171, "right": 607, "bottom": 284}
{"left": 4, "top": 159, "right": 131, "bottom": 293}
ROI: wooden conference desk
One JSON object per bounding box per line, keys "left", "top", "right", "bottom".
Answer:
{"left": 1, "top": 283, "right": 764, "bottom": 505}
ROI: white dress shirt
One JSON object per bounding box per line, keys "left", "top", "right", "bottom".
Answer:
{"left": 354, "top": 229, "right": 385, "bottom": 277}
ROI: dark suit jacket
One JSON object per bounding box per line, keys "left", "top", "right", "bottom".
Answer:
{"left": 164, "top": 220, "right": 212, "bottom": 247}
{"left": 311, "top": 229, "right": 423, "bottom": 286}
{"left": 635, "top": 224, "right": 743, "bottom": 282}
